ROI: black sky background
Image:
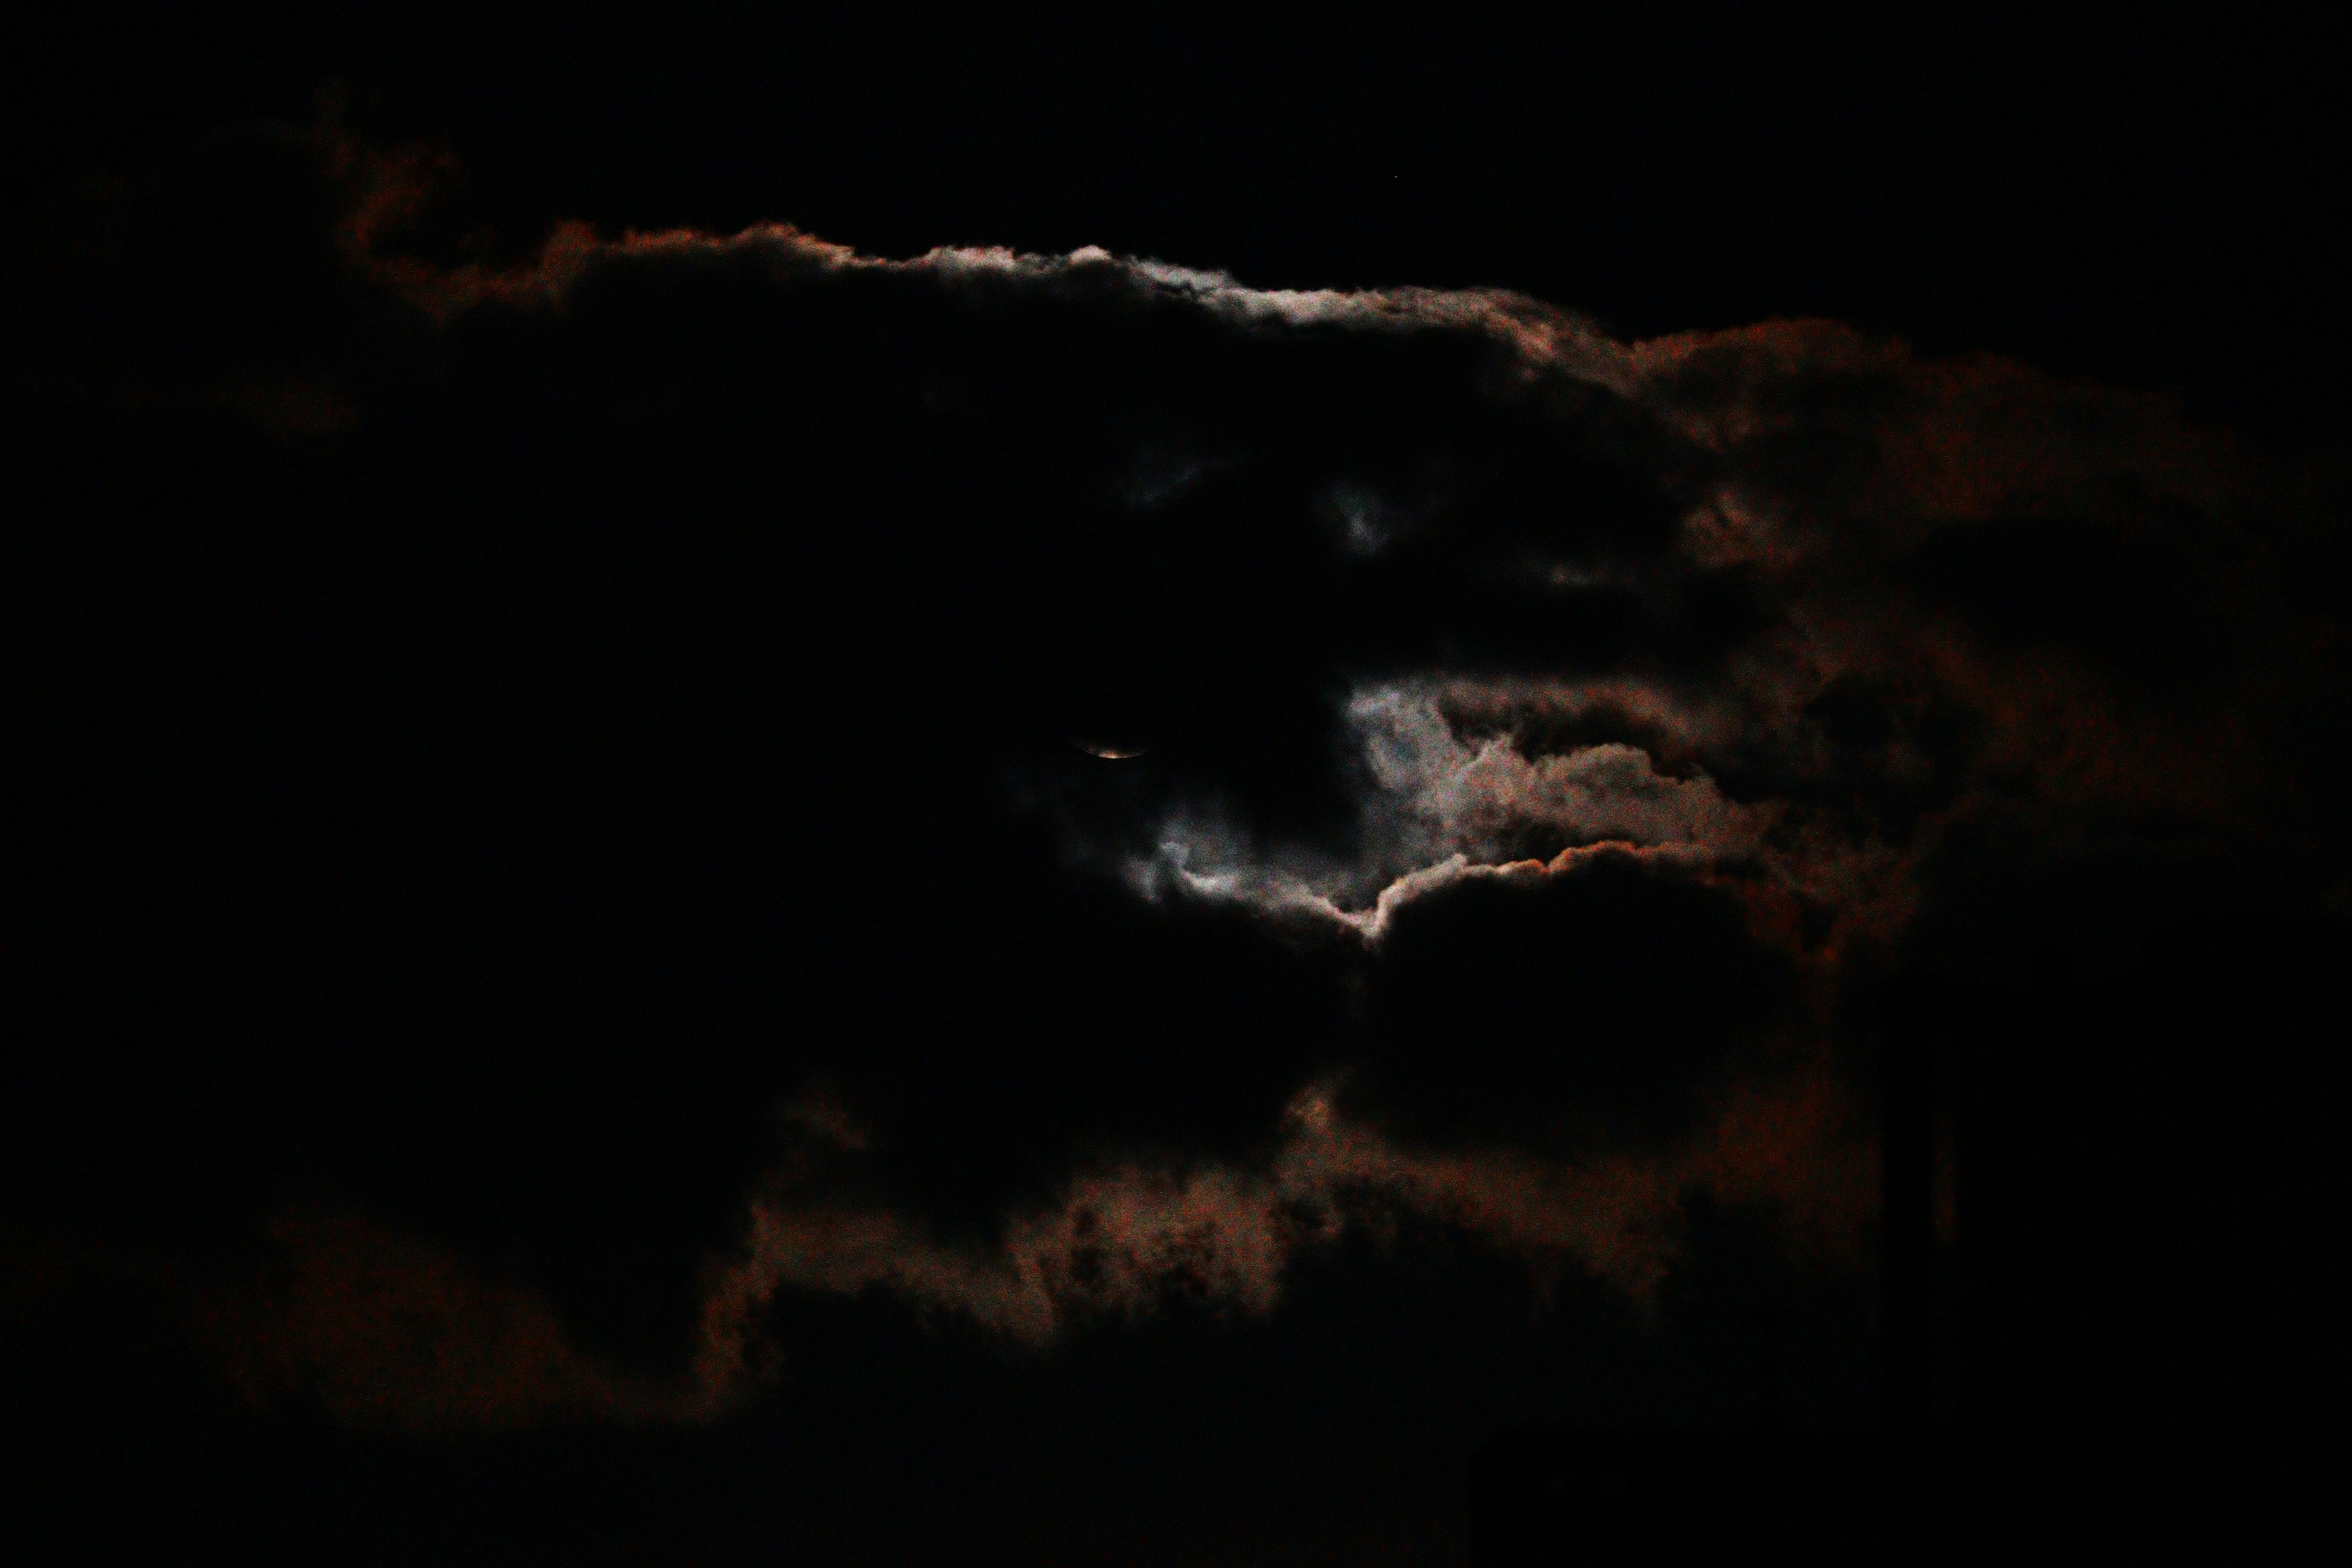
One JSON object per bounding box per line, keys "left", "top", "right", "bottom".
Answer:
{"left": 4, "top": 6, "right": 2347, "bottom": 1564}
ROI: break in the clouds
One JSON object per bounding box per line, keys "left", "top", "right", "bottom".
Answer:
{"left": 1126, "top": 682, "right": 1781, "bottom": 940}
{"left": 4, "top": 123, "right": 2344, "bottom": 1428}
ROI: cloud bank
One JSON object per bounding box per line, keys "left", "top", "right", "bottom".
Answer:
{"left": 4, "top": 121, "right": 2344, "bottom": 1429}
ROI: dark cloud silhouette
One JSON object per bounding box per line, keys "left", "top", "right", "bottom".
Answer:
{"left": 3, "top": 121, "right": 2345, "bottom": 1430}
{"left": 1353, "top": 849, "right": 1798, "bottom": 1153}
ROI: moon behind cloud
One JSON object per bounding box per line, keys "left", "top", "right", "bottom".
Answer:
{"left": 1069, "top": 738, "right": 1151, "bottom": 760}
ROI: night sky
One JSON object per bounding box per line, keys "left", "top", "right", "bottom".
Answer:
{"left": 3, "top": 7, "right": 2346, "bottom": 1564}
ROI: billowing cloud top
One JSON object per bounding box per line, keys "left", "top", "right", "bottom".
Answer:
{"left": 4, "top": 123, "right": 2346, "bottom": 1429}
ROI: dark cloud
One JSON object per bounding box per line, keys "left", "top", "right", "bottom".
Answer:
{"left": 192, "top": 1207, "right": 666, "bottom": 1430}
{"left": 2, "top": 121, "right": 2345, "bottom": 1431}
{"left": 1351, "top": 849, "right": 1798, "bottom": 1154}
